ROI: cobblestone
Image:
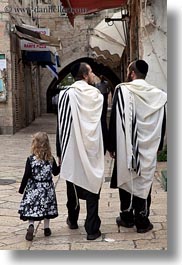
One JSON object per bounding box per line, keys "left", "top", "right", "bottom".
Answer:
{"left": 0, "top": 114, "right": 167, "bottom": 250}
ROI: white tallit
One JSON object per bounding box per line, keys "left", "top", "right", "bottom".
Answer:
{"left": 116, "top": 79, "right": 167, "bottom": 199}
{"left": 58, "top": 80, "right": 104, "bottom": 194}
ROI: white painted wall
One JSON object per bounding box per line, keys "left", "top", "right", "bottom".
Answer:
{"left": 139, "top": 0, "right": 167, "bottom": 92}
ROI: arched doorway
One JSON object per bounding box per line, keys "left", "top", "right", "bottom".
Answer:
{"left": 47, "top": 57, "right": 121, "bottom": 113}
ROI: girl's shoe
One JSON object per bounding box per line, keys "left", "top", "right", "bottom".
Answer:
{"left": 44, "top": 228, "right": 52, "bottom": 236}
{"left": 25, "top": 224, "right": 34, "bottom": 241}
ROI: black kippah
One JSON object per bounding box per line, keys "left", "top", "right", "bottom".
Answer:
{"left": 70, "top": 63, "right": 81, "bottom": 78}
{"left": 135, "top": 60, "right": 148, "bottom": 75}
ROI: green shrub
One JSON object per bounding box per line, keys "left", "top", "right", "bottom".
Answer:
{"left": 157, "top": 145, "right": 167, "bottom": 162}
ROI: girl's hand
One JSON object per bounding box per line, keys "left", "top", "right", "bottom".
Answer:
{"left": 109, "top": 152, "right": 116, "bottom": 159}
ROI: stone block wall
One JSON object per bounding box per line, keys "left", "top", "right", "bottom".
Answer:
{"left": 39, "top": 11, "right": 109, "bottom": 114}
{"left": 0, "top": 1, "right": 13, "bottom": 134}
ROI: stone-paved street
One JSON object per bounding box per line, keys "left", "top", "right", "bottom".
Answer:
{"left": 0, "top": 114, "right": 167, "bottom": 250}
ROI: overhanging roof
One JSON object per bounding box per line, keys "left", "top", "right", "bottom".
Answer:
{"left": 15, "top": 25, "right": 61, "bottom": 47}
{"left": 61, "top": 0, "right": 127, "bottom": 26}
{"left": 22, "top": 51, "right": 55, "bottom": 65}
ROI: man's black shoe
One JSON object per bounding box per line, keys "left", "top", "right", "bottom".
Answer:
{"left": 66, "top": 217, "right": 78, "bottom": 229}
{"left": 87, "top": 230, "right": 101, "bottom": 240}
{"left": 116, "top": 216, "right": 134, "bottom": 228}
{"left": 137, "top": 222, "right": 153, "bottom": 233}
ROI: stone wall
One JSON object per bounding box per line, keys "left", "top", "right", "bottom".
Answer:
{"left": 0, "top": 0, "right": 13, "bottom": 134}
{"left": 0, "top": 0, "right": 42, "bottom": 133}
{"left": 0, "top": 1, "right": 123, "bottom": 132}
{"left": 39, "top": 10, "right": 110, "bottom": 113}
{"left": 0, "top": 0, "right": 167, "bottom": 133}
{"left": 139, "top": 0, "right": 167, "bottom": 92}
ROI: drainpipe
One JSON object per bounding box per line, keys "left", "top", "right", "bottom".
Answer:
{"left": 129, "top": 0, "right": 140, "bottom": 61}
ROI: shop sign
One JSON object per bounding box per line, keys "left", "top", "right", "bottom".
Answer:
{"left": 20, "top": 28, "right": 50, "bottom": 51}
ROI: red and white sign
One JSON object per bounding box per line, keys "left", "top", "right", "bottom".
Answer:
{"left": 20, "top": 27, "right": 50, "bottom": 51}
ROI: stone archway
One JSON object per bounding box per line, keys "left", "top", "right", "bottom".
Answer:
{"left": 47, "top": 57, "right": 121, "bottom": 113}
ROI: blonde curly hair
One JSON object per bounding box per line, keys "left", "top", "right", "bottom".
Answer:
{"left": 31, "top": 132, "right": 53, "bottom": 162}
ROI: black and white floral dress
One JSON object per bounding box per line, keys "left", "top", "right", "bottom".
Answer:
{"left": 18, "top": 155, "right": 60, "bottom": 221}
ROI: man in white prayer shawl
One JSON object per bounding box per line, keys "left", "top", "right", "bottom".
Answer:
{"left": 56, "top": 62, "right": 104, "bottom": 240}
{"left": 108, "top": 60, "right": 167, "bottom": 233}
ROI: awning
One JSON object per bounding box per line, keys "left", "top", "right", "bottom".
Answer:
{"left": 15, "top": 25, "right": 61, "bottom": 47}
{"left": 61, "top": 0, "right": 127, "bottom": 26}
{"left": 89, "top": 11, "right": 126, "bottom": 68}
{"left": 22, "top": 51, "right": 56, "bottom": 66}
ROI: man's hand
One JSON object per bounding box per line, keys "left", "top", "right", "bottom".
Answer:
{"left": 58, "top": 157, "right": 61, "bottom": 166}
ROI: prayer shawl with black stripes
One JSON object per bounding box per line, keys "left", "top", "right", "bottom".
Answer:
{"left": 58, "top": 80, "right": 104, "bottom": 194}
{"left": 113, "top": 79, "right": 167, "bottom": 199}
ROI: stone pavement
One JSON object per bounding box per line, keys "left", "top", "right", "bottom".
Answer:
{"left": 0, "top": 114, "right": 167, "bottom": 250}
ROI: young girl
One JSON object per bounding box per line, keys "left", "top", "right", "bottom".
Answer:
{"left": 18, "top": 132, "right": 60, "bottom": 241}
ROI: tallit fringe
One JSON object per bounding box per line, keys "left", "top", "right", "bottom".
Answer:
{"left": 122, "top": 169, "right": 148, "bottom": 215}
{"left": 139, "top": 199, "right": 148, "bottom": 216}
{"left": 109, "top": 158, "right": 114, "bottom": 179}
{"left": 123, "top": 169, "right": 134, "bottom": 212}
{"left": 73, "top": 184, "right": 79, "bottom": 210}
